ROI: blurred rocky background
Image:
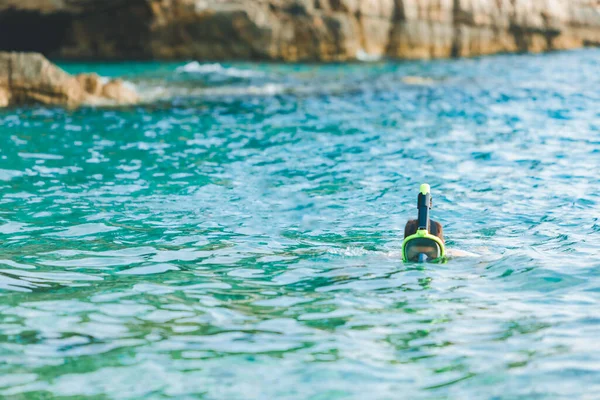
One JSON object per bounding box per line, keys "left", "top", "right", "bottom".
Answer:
{"left": 0, "top": 0, "right": 599, "bottom": 62}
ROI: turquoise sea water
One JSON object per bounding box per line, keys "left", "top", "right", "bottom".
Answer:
{"left": 1, "top": 50, "right": 600, "bottom": 399}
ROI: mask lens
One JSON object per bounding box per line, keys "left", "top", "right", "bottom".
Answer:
{"left": 404, "top": 238, "right": 441, "bottom": 262}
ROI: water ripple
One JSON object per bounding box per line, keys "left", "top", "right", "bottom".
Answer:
{"left": 1, "top": 50, "right": 600, "bottom": 398}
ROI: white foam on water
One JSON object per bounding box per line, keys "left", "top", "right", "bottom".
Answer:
{"left": 175, "top": 62, "right": 264, "bottom": 78}
{"left": 0, "top": 169, "right": 24, "bottom": 181}
{"left": 356, "top": 49, "right": 382, "bottom": 62}
{"left": 326, "top": 246, "right": 371, "bottom": 257}
{"left": 121, "top": 80, "right": 137, "bottom": 92}
{"left": 200, "top": 83, "right": 286, "bottom": 96}
{"left": 136, "top": 83, "right": 288, "bottom": 102}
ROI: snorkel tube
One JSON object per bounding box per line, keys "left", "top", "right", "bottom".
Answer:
{"left": 417, "top": 184, "right": 432, "bottom": 232}
{"left": 417, "top": 184, "right": 432, "bottom": 262}
{"left": 402, "top": 184, "right": 446, "bottom": 263}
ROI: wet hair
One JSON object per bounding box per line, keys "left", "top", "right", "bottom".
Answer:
{"left": 404, "top": 219, "right": 444, "bottom": 243}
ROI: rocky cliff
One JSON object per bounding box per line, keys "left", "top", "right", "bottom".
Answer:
{"left": 0, "top": 52, "right": 139, "bottom": 107}
{"left": 0, "top": 0, "right": 599, "bottom": 61}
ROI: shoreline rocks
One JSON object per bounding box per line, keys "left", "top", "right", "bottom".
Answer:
{"left": 0, "top": 52, "right": 139, "bottom": 108}
{"left": 0, "top": 0, "right": 599, "bottom": 62}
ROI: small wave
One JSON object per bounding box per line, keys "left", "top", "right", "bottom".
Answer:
{"left": 121, "top": 80, "right": 137, "bottom": 92}
{"left": 135, "top": 83, "right": 288, "bottom": 102}
{"left": 356, "top": 49, "right": 382, "bottom": 62}
{"left": 402, "top": 76, "right": 436, "bottom": 86}
{"left": 200, "top": 83, "right": 286, "bottom": 96}
{"left": 326, "top": 246, "right": 371, "bottom": 257}
{"left": 92, "top": 74, "right": 132, "bottom": 90}
{"left": 135, "top": 81, "right": 356, "bottom": 102}
{"left": 175, "top": 62, "right": 264, "bottom": 78}
{"left": 0, "top": 169, "right": 25, "bottom": 181}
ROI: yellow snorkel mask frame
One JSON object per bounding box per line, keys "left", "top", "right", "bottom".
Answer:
{"left": 402, "top": 184, "right": 447, "bottom": 263}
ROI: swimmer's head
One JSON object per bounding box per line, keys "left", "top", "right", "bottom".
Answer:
{"left": 403, "top": 220, "right": 445, "bottom": 262}
{"left": 404, "top": 219, "right": 444, "bottom": 243}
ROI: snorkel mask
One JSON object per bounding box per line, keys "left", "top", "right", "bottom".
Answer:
{"left": 402, "top": 184, "right": 446, "bottom": 263}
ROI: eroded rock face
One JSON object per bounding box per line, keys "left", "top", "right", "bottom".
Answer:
{"left": 0, "top": 86, "right": 10, "bottom": 107}
{"left": 0, "top": 52, "right": 85, "bottom": 107}
{"left": 0, "top": 0, "right": 599, "bottom": 61}
{"left": 76, "top": 73, "right": 103, "bottom": 96}
{"left": 0, "top": 52, "right": 138, "bottom": 108}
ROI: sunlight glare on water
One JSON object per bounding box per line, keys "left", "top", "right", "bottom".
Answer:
{"left": 1, "top": 49, "right": 600, "bottom": 399}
